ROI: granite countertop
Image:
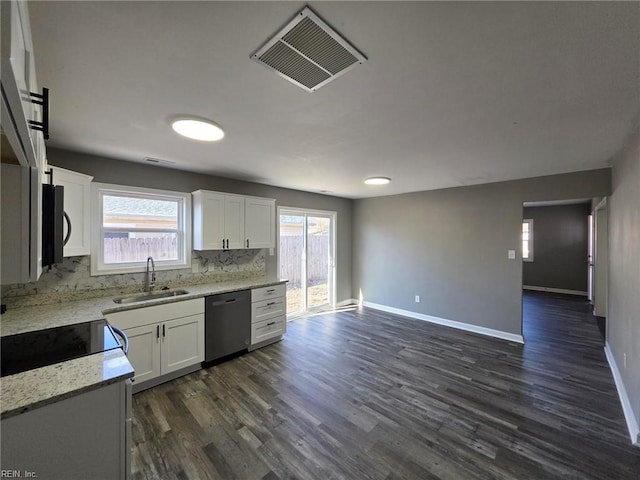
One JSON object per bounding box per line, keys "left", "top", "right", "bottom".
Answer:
{"left": 1, "top": 276, "right": 287, "bottom": 336}
{"left": 0, "top": 276, "right": 286, "bottom": 419}
{"left": 1, "top": 349, "right": 134, "bottom": 419}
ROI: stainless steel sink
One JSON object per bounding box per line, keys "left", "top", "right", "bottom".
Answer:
{"left": 113, "top": 289, "right": 189, "bottom": 304}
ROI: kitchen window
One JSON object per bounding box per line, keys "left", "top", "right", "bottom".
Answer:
{"left": 522, "top": 218, "right": 534, "bottom": 262}
{"left": 91, "top": 183, "right": 191, "bottom": 275}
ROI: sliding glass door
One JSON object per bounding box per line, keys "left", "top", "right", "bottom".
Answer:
{"left": 279, "top": 208, "right": 335, "bottom": 316}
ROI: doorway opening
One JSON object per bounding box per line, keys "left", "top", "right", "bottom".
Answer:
{"left": 278, "top": 207, "right": 336, "bottom": 318}
{"left": 521, "top": 199, "right": 596, "bottom": 343}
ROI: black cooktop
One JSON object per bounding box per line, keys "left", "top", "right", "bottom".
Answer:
{"left": 1, "top": 319, "right": 122, "bottom": 377}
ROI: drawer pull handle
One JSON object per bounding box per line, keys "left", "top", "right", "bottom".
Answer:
{"left": 266, "top": 289, "right": 275, "bottom": 293}
{"left": 266, "top": 302, "right": 276, "bottom": 306}
{"left": 267, "top": 321, "right": 276, "bottom": 326}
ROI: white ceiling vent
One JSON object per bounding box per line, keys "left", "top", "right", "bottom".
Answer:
{"left": 251, "top": 6, "right": 367, "bottom": 92}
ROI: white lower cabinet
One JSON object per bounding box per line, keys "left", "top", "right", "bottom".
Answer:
{"left": 250, "top": 284, "right": 286, "bottom": 348}
{"left": 1, "top": 380, "right": 132, "bottom": 480}
{"left": 106, "top": 298, "right": 204, "bottom": 390}
{"left": 162, "top": 315, "right": 205, "bottom": 374}
{"left": 124, "top": 323, "right": 161, "bottom": 384}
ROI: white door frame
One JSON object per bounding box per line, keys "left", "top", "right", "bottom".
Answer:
{"left": 277, "top": 206, "right": 337, "bottom": 316}
{"left": 593, "top": 198, "right": 608, "bottom": 319}
{"left": 588, "top": 213, "right": 594, "bottom": 302}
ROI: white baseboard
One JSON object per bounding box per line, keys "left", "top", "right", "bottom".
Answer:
{"left": 362, "top": 302, "right": 524, "bottom": 344}
{"left": 604, "top": 343, "right": 640, "bottom": 446}
{"left": 336, "top": 298, "right": 358, "bottom": 308}
{"left": 523, "top": 285, "right": 588, "bottom": 297}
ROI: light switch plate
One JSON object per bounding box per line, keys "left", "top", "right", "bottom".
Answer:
{"left": 508, "top": 250, "right": 516, "bottom": 259}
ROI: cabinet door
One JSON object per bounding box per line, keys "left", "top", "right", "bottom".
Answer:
{"left": 1, "top": 0, "right": 39, "bottom": 167}
{"left": 245, "top": 197, "right": 275, "bottom": 249}
{"left": 125, "top": 324, "right": 161, "bottom": 384}
{"left": 161, "top": 314, "right": 204, "bottom": 375}
{"left": 224, "top": 196, "right": 245, "bottom": 249}
{"left": 193, "top": 191, "right": 226, "bottom": 250}
{"left": 0, "top": 164, "right": 41, "bottom": 284}
{"left": 1, "top": 381, "right": 129, "bottom": 480}
{"left": 50, "top": 166, "right": 93, "bottom": 257}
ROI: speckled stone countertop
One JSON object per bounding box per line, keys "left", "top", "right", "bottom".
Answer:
{"left": 1, "top": 276, "right": 286, "bottom": 336}
{"left": 0, "top": 276, "right": 286, "bottom": 419}
{"left": 1, "top": 349, "right": 134, "bottom": 419}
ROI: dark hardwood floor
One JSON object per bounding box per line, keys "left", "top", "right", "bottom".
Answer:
{"left": 131, "top": 292, "right": 640, "bottom": 479}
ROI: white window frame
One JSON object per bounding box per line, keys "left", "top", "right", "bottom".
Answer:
{"left": 522, "top": 218, "right": 534, "bottom": 262}
{"left": 91, "top": 183, "right": 192, "bottom": 276}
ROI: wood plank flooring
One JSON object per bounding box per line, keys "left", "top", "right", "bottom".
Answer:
{"left": 131, "top": 292, "right": 640, "bottom": 479}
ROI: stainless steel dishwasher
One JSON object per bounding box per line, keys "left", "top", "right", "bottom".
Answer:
{"left": 204, "top": 289, "right": 251, "bottom": 362}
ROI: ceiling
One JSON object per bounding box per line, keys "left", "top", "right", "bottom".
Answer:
{"left": 29, "top": 1, "right": 640, "bottom": 199}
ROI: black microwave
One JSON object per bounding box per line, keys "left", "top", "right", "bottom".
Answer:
{"left": 42, "top": 183, "right": 65, "bottom": 267}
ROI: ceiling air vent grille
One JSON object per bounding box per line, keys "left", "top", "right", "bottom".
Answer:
{"left": 252, "top": 7, "right": 367, "bottom": 92}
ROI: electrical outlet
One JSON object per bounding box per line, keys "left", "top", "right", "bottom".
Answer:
{"left": 415, "top": 295, "right": 420, "bottom": 303}
{"left": 508, "top": 250, "right": 516, "bottom": 260}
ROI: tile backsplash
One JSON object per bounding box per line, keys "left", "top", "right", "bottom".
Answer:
{"left": 1, "top": 249, "right": 266, "bottom": 308}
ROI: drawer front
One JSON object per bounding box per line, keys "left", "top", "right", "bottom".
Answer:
{"left": 251, "top": 316, "right": 286, "bottom": 345}
{"left": 106, "top": 297, "right": 204, "bottom": 330}
{"left": 251, "top": 284, "right": 286, "bottom": 302}
{"left": 251, "top": 297, "right": 286, "bottom": 323}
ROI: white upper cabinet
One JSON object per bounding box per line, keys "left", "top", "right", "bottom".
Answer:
{"left": 1, "top": 0, "right": 47, "bottom": 169}
{"left": 192, "top": 191, "right": 245, "bottom": 250}
{"left": 245, "top": 196, "right": 276, "bottom": 249}
{"left": 47, "top": 166, "right": 93, "bottom": 257}
{"left": 194, "top": 191, "right": 226, "bottom": 250}
{"left": 0, "top": 1, "right": 47, "bottom": 284}
{"left": 224, "top": 194, "right": 245, "bottom": 250}
{"left": 192, "top": 190, "right": 274, "bottom": 251}
{"left": 0, "top": 164, "right": 42, "bottom": 284}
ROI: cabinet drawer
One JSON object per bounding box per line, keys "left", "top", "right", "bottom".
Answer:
{"left": 251, "top": 284, "right": 286, "bottom": 302}
{"left": 251, "top": 297, "right": 286, "bottom": 323}
{"left": 106, "top": 298, "right": 204, "bottom": 330}
{"left": 251, "top": 316, "right": 286, "bottom": 345}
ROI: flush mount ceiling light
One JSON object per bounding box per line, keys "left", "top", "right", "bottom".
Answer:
{"left": 171, "top": 118, "right": 224, "bottom": 142}
{"left": 364, "top": 177, "right": 391, "bottom": 185}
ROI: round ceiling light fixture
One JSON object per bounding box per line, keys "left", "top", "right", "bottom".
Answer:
{"left": 171, "top": 117, "right": 224, "bottom": 142}
{"left": 364, "top": 176, "right": 391, "bottom": 185}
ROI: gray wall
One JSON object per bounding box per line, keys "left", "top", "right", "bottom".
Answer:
{"left": 522, "top": 203, "right": 590, "bottom": 293}
{"left": 46, "top": 148, "right": 353, "bottom": 304}
{"left": 608, "top": 127, "right": 640, "bottom": 440}
{"left": 353, "top": 169, "right": 611, "bottom": 336}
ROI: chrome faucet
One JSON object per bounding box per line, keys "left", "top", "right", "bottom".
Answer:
{"left": 145, "top": 256, "right": 156, "bottom": 292}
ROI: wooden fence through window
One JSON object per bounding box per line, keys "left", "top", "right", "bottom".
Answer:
{"left": 104, "top": 237, "right": 178, "bottom": 263}
{"left": 279, "top": 235, "right": 329, "bottom": 288}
